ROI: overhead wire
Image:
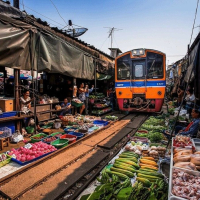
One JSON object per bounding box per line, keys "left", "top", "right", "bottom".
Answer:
{"left": 49, "top": 0, "right": 68, "bottom": 27}
{"left": 19, "top": 3, "right": 65, "bottom": 28}
{"left": 189, "top": 0, "right": 199, "bottom": 46}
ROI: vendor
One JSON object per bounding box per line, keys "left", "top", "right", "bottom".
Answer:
{"left": 78, "top": 83, "right": 86, "bottom": 114}
{"left": 185, "top": 89, "right": 195, "bottom": 115}
{"left": 177, "top": 86, "right": 184, "bottom": 107}
{"left": 20, "top": 90, "right": 40, "bottom": 130}
{"left": 164, "top": 108, "right": 200, "bottom": 138}
{"left": 60, "top": 98, "right": 71, "bottom": 116}
{"left": 85, "top": 84, "right": 94, "bottom": 115}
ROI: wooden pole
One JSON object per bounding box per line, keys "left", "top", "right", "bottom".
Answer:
{"left": 14, "top": 69, "right": 21, "bottom": 130}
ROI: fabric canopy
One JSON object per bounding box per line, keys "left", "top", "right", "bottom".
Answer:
{"left": 37, "top": 32, "right": 94, "bottom": 79}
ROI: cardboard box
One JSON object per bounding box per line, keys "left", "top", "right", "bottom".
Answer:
{"left": 0, "top": 99, "right": 14, "bottom": 112}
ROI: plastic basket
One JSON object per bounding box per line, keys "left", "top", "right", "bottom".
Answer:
{"left": 50, "top": 132, "right": 65, "bottom": 138}
{"left": 30, "top": 133, "right": 48, "bottom": 143}
{"left": 26, "top": 126, "right": 35, "bottom": 134}
{"left": 71, "top": 101, "right": 83, "bottom": 107}
{"left": 64, "top": 127, "right": 77, "bottom": 133}
{"left": 51, "top": 139, "right": 69, "bottom": 149}
{"left": 0, "top": 154, "right": 12, "bottom": 168}
{"left": 41, "top": 135, "right": 58, "bottom": 144}
{"left": 0, "top": 127, "right": 12, "bottom": 138}
{"left": 68, "top": 132, "right": 84, "bottom": 140}
{"left": 93, "top": 120, "right": 109, "bottom": 126}
{"left": 0, "top": 111, "right": 17, "bottom": 118}
{"left": 60, "top": 134, "right": 77, "bottom": 143}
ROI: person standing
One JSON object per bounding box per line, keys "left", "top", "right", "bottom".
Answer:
{"left": 78, "top": 83, "right": 86, "bottom": 115}
{"left": 85, "top": 84, "right": 94, "bottom": 115}
{"left": 177, "top": 86, "right": 184, "bottom": 106}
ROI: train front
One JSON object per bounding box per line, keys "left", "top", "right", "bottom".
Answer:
{"left": 115, "top": 49, "right": 166, "bottom": 112}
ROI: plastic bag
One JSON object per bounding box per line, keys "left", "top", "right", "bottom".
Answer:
{"left": 11, "top": 130, "right": 24, "bottom": 143}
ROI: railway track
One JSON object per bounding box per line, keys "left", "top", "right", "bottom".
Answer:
{"left": 0, "top": 113, "right": 149, "bottom": 200}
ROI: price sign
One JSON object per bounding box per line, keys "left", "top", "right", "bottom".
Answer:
{"left": 24, "top": 143, "right": 32, "bottom": 149}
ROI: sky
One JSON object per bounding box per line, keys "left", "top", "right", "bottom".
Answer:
{"left": 11, "top": 0, "right": 200, "bottom": 65}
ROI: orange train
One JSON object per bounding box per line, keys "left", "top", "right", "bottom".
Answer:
{"left": 115, "top": 48, "right": 166, "bottom": 112}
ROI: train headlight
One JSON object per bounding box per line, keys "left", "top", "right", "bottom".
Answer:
{"left": 158, "top": 91, "right": 162, "bottom": 95}
{"left": 132, "top": 49, "right": 145, "bottom": 56}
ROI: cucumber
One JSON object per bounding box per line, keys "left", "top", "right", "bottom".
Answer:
{"left": 115, "top": 159, "right": 139, "bottom": 169}
{"left": 115, "top": 161, "right": 136, "bottom": 169}
{"left": 136, "top": 170, "right": 164, "bottom": 178}
{"left": 110, "top": 167, "right": 134, "bottom": 178}
{"left": 137, "top": 173, "right": 162, "bottom": 182}
{"left": 121, "top": 151, "right": 139, "bottom": 158}
{"left": 113, "top": 163, "right": 137, "bottom": 173}
{"left": 105, "top": 169, "right": 129, "bottom": 180}
{"left": 136, "top": 177, "right": 152, "bottom": 187}
{"left": 118, "top": 156, "right": 138, "bottom": 163}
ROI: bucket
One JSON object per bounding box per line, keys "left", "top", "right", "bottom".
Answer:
{"left": 68, "top": 132, "right": 84, "bottom": 140}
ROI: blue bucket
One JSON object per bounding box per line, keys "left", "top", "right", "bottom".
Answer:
{"left": 68, "top": 132, "right": 84, "bottom": 140}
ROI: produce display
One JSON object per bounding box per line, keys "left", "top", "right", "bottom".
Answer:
{"left": 80, "top": 141, "right": 168, "bottom": 200}
{"left": 8, "top": 142, "right": 57, "bottom": 162}
{"left": 31, "top": 135, "right": 46, "bottom": 140}
{"left": 173, "top": 135, "right": 194, "bottom": 148}
{"left": 72, "top": 98, "right": 83, "bottom": 104}
{"left": 172, "top": 168, "right": 200, "bottom": 199}
{"left": 93, "top": 103, "right": 108, "bottom": 108}
{"left": 105, "top": 115, "right": 118, "bottom": 121}
{"left": 92, "top": 107, "right": 112, "bottom": 115}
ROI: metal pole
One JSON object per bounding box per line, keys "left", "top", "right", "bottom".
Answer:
{"left": 13, "top": 0, "right": 19, "bottom": 9}
{"left": 94, "top": 61, "right": 97, "bottom": 94}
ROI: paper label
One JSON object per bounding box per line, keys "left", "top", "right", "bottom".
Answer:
{"left": 24, "top": 143, "right": 32, "bottom": 149}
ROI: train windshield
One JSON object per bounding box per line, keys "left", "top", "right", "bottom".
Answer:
{"left": 147, "top": 52, "right": 163, "bottom": 79}
{"left": 117, "top": 55, "right": 130, "bottom": 80}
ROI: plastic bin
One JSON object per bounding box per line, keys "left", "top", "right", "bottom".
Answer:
{"left": 0, "top": 122, "right": 15, "bottom": 134}
{"left": 0, "top": 127, "right": 12, "bottom": 138}
{"left": 93, "top": 120, "right": 109, "bottom": 126}
{"left": 71, "top": 101, "right": 83, "bottom": 107}
{"left": 51, "top": 139, "right": 69, "bottom": 149}
{"left": 30, "top": 133, "right": 48, "bottom": 143}
{"left": 68, "top": 132, "right": 84, "bottom": 140}
{"left": 0, "top": 111, "right": 17, "bottom": 118}
{"left": 60, "top": 134, "right": 77, "bottom": 143}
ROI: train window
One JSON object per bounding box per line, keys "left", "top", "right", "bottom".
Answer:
{"left": 117, "top": 55, "right": 130, "bottom": 80}
{"left": 147, "top": 52, "right": 163, "bottom": 79}
{"left": 135, "top": 64, "right": 143, "bottom": 78}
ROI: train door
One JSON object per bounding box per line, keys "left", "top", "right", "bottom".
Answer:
{"left": 132, "top": 60, "right": 146, "bottom": 94}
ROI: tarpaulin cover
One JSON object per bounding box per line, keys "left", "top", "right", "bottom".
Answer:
{"left": 37, "top": 32, "right": 94, "bottom": 79}
{"left": 184, "top": 41, "right": 199, "bottom": 83}
{"left": 0, "top": 14, "right": 37, "bottom": 70}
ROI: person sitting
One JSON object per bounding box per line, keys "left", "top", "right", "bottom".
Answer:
{"left": 20, "top": 90, "right": 40, "bottom": 130}
{"left": 164, "top": 108, "right": 200, "bottom": 138}
{"left": 59, "top": 98, "right": 71, "bottom": 116}
{"left": 185, "top": 89, "right": 195, "bottom": 115}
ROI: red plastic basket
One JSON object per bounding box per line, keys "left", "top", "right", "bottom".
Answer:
{"left": 60, "top": 134, "right": 77, "bottom": 143}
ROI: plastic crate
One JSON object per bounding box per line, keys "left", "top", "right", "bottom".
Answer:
{"left": 30, "top": 133, "right": 48, "bottom": 143}
{"left": 93, "top": 120, "right": 109, "bottom": 126}
{"left": 0, "top": 154, "right": 12, "bottom": 168}
{"left": 60, "top": 134, "right": 77, "bottom": 143}
{"left": 11, "top": 150, "right": 55, "bottom": 166}
{"left": 68, "top": 132, "right": 84, "bottom": 140}
{"left": 0, "top": 127, "right": 12, "bottom": 138}
{"left": 51, "top": 139, "right": 69, "bottom": 149}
